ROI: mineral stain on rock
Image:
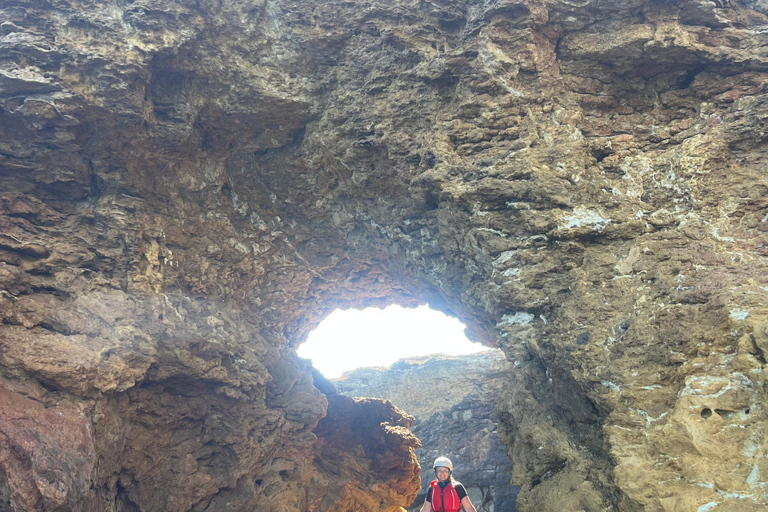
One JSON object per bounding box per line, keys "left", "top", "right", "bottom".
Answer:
{"left": 1, "top": 0, "right": 768, "bottom": 511}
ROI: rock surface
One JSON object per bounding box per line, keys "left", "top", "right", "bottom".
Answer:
{"left": 1, "top": 0, "right": 768, "bottom": 511}
{"left": 334, "top": 351, "right": 519, "bottom": 512}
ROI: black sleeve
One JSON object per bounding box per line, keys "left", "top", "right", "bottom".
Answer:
{"left": 426, "top": 487, "right": 432, "bottom": 502}
{"left": 454, "top": 483, "right": 467, "bottom": 500}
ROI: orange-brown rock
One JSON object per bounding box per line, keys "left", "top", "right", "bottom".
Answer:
{"left": 312, "top": 395, "right": 421, "bottom": 512}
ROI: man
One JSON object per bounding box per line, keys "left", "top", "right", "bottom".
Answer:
{"left": 419, "top": 456, "right": 477, "bottom": 512}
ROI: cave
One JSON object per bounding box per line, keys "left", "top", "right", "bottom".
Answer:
{"left": 1, "top": 0, "right": 767, "bottom": 511}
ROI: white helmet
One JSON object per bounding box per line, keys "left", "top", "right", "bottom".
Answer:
{"left": 433, "top": 456, "right": 453, "bottom": 472}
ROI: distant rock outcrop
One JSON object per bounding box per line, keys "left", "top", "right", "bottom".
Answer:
{"left": 334, "top": 351, "right": 519, "bottom": 512}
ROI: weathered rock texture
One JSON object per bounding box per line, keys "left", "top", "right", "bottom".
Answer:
{"left": 334, "top": 350, "right": 519, "bottom": 512}
{"left": 2, "top": 0, "right": 768, "bottom": 511}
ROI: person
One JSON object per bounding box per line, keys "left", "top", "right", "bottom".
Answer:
{"left": 419, "top": 456, "right": 477, "bottom": 512}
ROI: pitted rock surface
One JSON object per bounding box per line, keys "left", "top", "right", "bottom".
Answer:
{"left": 1, "top": 0, "right": 768, "bottom": 511}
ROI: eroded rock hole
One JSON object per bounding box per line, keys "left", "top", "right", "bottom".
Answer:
{"left": 715, "top": 409, "right": 734, "bottom": 419}
{"left": 297, "top": 304, "right": 484, "bottom": 379}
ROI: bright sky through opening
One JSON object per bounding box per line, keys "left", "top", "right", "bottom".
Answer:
{"left": 297, "top": 304, "right": 486, "bottom": 378}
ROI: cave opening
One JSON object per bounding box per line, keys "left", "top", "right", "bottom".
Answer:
{"left": 296, "top": 303, "right": 487, "bottom": 379}
{"left": 296, "top": 301, "right": 518, "bottom": 512}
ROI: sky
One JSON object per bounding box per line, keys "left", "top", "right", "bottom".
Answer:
{"left": 296, "top": 304, "right": 487, "bottom": 378}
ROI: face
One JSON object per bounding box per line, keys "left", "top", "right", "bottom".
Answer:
{"left": 436, "top": 467, "right": 450, "bottom": 481}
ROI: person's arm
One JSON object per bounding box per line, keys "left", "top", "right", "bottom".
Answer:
{"left": 460, "top": 495, "right": 477, "bottom": 512}
{"left": 419, "top": 487, "right": 432, "bottom": 512}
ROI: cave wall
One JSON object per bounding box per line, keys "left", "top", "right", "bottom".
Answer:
{"left": 1, "top": 0, "right": 768, "bottom": 511}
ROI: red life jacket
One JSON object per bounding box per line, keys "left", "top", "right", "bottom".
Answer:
{"left": 429, "top": 479, "right": 461, "bottom": 512}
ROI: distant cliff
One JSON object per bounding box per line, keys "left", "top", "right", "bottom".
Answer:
{"left": 334, "top": 351, "right": 519, "bottom": 512}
